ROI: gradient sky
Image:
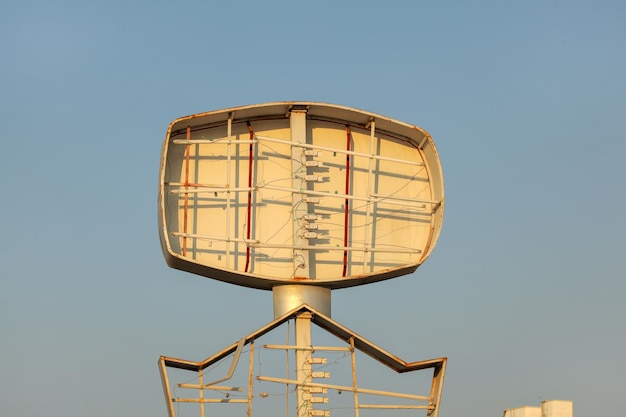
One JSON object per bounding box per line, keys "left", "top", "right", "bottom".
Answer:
{"left": 1, "top": 1, "right": 624, "bottom": 417}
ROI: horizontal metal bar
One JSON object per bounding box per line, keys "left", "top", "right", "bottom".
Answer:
{"left": 263, "top": 184, "right": 432, "bottom": 209}
{"left": 256, "top": 135, "right": 424, "bottom": 167}
{"left": 359, "top": 404, "right": 431, "bottom": 410}
{"left": 168, "top": 186, "right": 253, "bottom": 195}
{"left": 172, "top": 138, "right": 255, "bottom": 145}
{"left": 173, "top": 398, "right": 248, "bottom": 403}
{"left": 370, "top": 192, "right": 439, "bottom": 206}
{"left": 166, "top": 182, "right": 227, "bottom": 188}
{"left": 170, "top": 233, "right": 419, "bottom": 254}
{"left": 249, "top": 242, "right": 421, "bottom": 254}
{"left": 264, "top": 344, "right": 351, "bottom": 352}
{"left": 257, "top": 376, "right": 430, "bottom": 402}
{"left": 166, "top": 183, "right": 252, "bottom": 192}
{"left": 167, "top": 184, "right": 432, "bottom": 210}
{"left": 178, "top": 384, "right": 244, "bottom": 391}
{"left": 166, "top": 183, "right": 437, "bottom": 210}
{"left": 172, "top": 232, "right": 258, "bottom": 244}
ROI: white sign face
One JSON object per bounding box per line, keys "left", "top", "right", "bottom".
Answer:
{"left": 159, "top": 102, "right": 444, "bottom": 290}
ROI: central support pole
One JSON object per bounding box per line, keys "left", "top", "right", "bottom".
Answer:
{"left": 287, "top": 105, "right": 328, "bottom": 417}
{"left": 290, "top": 107, "right": 310, "bottom": 279}
{"left": 272, "top": 285, "right": 331, "bottom": 417}
{"left": 295, "top": 311, "right": 312, "bottom": 417}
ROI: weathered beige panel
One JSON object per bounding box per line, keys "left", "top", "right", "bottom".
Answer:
{"left": 159, "top": 102, "right": 444, "bottom": 289}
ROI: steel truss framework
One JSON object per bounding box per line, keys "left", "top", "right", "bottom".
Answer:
{"left": 159, "top": 304, "right": 446, "bottom": 417}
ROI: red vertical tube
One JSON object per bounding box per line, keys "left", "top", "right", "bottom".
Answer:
{"left": 342, "top": 126, "right": 351, "bottom": 277}
{"left": 183, "top": 126, "right": 191, "bottom": 256}
{"left": 244, "top": 122, "right": 254, "bottom": 273}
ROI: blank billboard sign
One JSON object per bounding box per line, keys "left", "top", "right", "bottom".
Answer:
{"left": 158, "top": 102, "right": 444, "bottom": 290}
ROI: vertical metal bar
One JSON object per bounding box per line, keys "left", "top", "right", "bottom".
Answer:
{"left": 342, "top": 126, "right": 351, "bottom": 277}
{"left": 295, "top": 312, "right": 312, "bottom": 417}
{"left": 183, "top": 126, "right": 191, "bottom": 256}
{"left": 226, "top": 113, "right": 233, "bottom": 268}
{"left": 290, "top": 109, "right": 310, "bottom": 278}
{"left": 349, "top": 337, "right": 360, "bottom": 417}
{"left": 244, "top": 122, "right": 254, "bottom": 272}
{"left": 247, "top": 340, "right": 255, "bottom": 417}
{"left": 363, "top": 119, "right": 375, "bottom": 273}
{"left": 427, "top": 360, "right": 447, "bottom": 417}
{"left": 158, "top": 357, "right": 176, "bottom": 417}
{"left": 198, "top": 368, "right": 205, "bottom": 417}
{"left": 286, "top": 321, "right": 291, "bottom": 417}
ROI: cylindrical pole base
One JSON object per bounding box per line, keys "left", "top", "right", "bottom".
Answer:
{"left": 272, "top": 285, "right": 331, "bottom": 318}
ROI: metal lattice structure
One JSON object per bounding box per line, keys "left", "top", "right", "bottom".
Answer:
{"left": 158, "top": 102, "right": 446, "bottom": 417}
{"left": 159, "top": 305, "right": 446, "bottom": 417}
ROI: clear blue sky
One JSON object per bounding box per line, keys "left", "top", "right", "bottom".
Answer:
{"left": 1, "top": 1, "right": 624, "bottom": 416}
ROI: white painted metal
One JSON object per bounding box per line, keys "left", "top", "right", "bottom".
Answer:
{"left": 272, "top": 285, "right": 331, "bottom": 317}
{"left": 159, "top": 102, "right": 445, "bottom": 290}
{"left": 504, "top": 401, "right": 573, "bottom": 417}
{"left": 503, "top": 407, "right": 542, "bottom": 417}
{"left": 541, "top": 400, "right": 573, "bottom": 417}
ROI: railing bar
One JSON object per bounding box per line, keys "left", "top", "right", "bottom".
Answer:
{"left": 167, "top": 183, "right": 438, "bottom": 207}
{"left": 256, "top": 135, "right": 424, "bottom": 167}
{"left": 264, "top": 344, "right": 351, "bottom": 352}
{"left": 171, "top": 232, "right": 258, "bottom": 244}
{"left": 257, "top": 376, "right": 430, "bottom": 401}
{"left": 263, "top": 184, "right": 436, "bottom": 207}
{"left": 172, "top": 138, "right": 254, "bottom": 145}
{"left": 172, "top": 136, "right": 425, "bottom": 167}
{"left": 358, "top": 404, "right": 431, "bottom": 409}
{"left": 173, "top": 398, "right": 248, "bottom": 403}
{"left": 171, "top": 233, "right": 421, "bottom": 254}
{"left": 178, "top": 384, "right": 244, "bottom": 391}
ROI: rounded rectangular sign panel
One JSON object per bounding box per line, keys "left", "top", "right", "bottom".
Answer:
{"left": 159, "top": 102, "right": 444, "bottom": 290}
